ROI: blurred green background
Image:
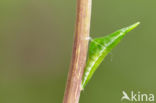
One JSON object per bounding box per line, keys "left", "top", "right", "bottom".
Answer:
{"left": 0, "top": 0, "right": 156, "bottom": 103}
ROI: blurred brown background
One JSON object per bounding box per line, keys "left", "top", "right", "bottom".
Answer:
{"left": 0, "top": 0, "right": 156, "bottom": 103}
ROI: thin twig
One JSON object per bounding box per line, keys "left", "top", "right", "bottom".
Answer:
{"left": 63, "top": 0, "right": 92, "bottom": 103}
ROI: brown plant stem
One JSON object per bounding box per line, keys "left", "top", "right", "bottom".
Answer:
{"left": 63, "top": 0, "right": 92, "bottom": 103}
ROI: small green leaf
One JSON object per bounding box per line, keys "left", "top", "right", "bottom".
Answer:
{"left": 81, "top": 22, "right": 140, "bottom": 90}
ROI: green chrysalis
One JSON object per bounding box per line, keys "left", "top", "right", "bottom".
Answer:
{"left": 81, "top": 22, "right": 140, "bottom": 90}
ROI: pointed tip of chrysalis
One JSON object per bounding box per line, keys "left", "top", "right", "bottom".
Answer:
{"left": 122, "top": 22, "right": 140, "bottom": 33}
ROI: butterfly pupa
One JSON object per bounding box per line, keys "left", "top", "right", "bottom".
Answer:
{"left": 81, "top": 22, "right": 140, "bottom": 90}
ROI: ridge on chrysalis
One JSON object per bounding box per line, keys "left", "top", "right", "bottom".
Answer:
{"left": 81, "top": 22, "right": 140, "bottom": 90}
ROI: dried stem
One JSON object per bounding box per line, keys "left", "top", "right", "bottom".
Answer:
{"left": 63, "top": 0, "right": 92, "bottom": 103}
